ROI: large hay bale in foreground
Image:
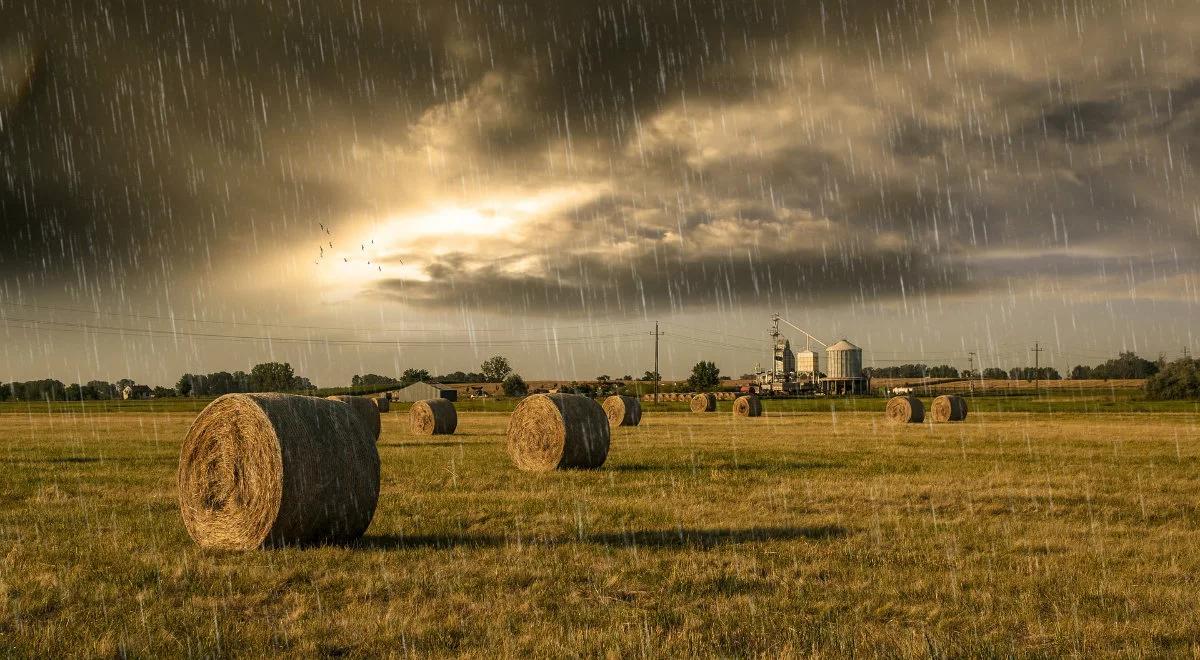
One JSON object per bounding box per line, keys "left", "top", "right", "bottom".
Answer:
{"left": 506, "top": 393, "right": 610, "bottom": 471}
{"left": 931, "top": 395, "right": 968, "bottom": 422}
{"left": 690, "top": 393, "right": 717, "bottom": 413}
{"left": 410, "top": 398, "right": 457, "bottom": 435}
{"left": 602, "top": 395, "right": 642, "bottom": 427}
{"left": 326, "top": 395, "right": 382, "bottom": 441}
{"left": 372, "top": 396, "right": 390, "bottom": 413}
{"left": 177, "top": 393, "right": 380, "bottom": 550}
{"left": 886, "top": 395, "right": 925, "bottom": 424}
{"left": 733, "top": 395, "right": 763, "bottom": 417}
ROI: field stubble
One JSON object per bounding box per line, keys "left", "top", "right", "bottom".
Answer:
{"left": 2, "top": 409, "right": 1200, "bottom": 656}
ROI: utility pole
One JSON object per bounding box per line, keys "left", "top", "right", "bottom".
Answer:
{"left": 650, "top": 322, "right": 665, "bottom": 403}
{"left": 967, "top": 351, "right": 976, "bottom": 393}
{"left": 1031, "top": 342, "right": 1045, "bottom": 394}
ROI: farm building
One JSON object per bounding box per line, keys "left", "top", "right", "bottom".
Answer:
{"left": 122, "top": 385, "right": 153, "bottom": 400}
{"left": 390, "top": 381, "right": 458, "bottom": 402}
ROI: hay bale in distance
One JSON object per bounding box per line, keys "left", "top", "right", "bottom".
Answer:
{"left": 506, "top": 393, "right": 610, "bottom": 471}
{"left": 931, "top": 395, "right": 968, "bottom": 422}
{"left": 410, "top": 398, "right": 457, "bottom": 435}
{"left": 327, "top": 395, "right": 381, "bottom": 442}
{"left": 732, "top": 395, "right": 763, "bottom": 417}
{"left": 886, "top": 395, "right": 925, "bottom": 424}
{"left": 372, "top": 396, "right": 390, "bottom": 413}
{"left": 690, "top": 392, "right": 717, "bottom": 413}
{"left": 177, "top": 393, "right": 380, "bottom": 550}
{"left": 602, "top": 395, "right": 642, "bottom": 427}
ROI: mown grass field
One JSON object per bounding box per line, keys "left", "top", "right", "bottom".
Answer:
{"left": 0, "top": 385, "right": 1195, "bottom": 417}
{"left": 3, "top": 407, "right": 1200, "bottom": 655}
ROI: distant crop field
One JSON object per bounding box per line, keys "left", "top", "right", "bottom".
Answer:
{"left": 873, "top": 377, "right": 1147, "bottom": 392}
{"left": 3, "top": 408, "right": 1200, "bottom": 655}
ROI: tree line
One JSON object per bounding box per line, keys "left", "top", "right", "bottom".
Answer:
{"left": 0, "top": 379, "right": 176, "bottom": 402}
{"left": 175, "top": 362, "right": 315, "bottom": 397}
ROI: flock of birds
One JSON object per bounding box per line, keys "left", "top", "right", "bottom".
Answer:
{"left": 313, "top": 222, "right": 398, "bottom": 272}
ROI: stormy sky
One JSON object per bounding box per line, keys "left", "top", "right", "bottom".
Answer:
{"left": 1, "top": 0, "right": 1198, "bottom": 386}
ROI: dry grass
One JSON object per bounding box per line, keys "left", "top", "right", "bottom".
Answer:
{"left": 2, "top": 408, "right": 1200, "bottom": 655}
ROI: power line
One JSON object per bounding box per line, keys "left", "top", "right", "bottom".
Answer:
{"left": 650, "top": 322, "right": 664, "bottom": 403}
{"left": 1031, "top": 342, "right": 1046, "bottom": 393}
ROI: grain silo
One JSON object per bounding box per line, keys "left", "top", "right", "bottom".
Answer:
{"left": 774, "top": 337, "right": 796, "bottom": 376}
{"left": 796, "top": 349, "right": 819, "bottom": 379}
{"left": 823, "top": 339, "right": 869, "bottom": 394}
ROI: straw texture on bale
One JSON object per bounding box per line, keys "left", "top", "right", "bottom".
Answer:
{"left": 886, "top": 395, "right": 925, "bottom": 424}
{"left": 602, "top": 395, "right": 642, "bottom": 427}
{"left": 732, "top": 395, "right": 763, "bottom": 417}
{"left": 690, "top": 392, "right": 717, "bottom": 413}
{"left": 506, "top": 393, "right": 610, "bottom": 471}
{"left": 326, "top": 395, "right": 381, "bottom": 442}
{"left": 177, "top": 393, "right": 380, "bottom": 550}
{"left": 410, "top": 398, "right": 457, "bottom": 435}
{"left": 372, "top": 396, "right": 390, "bottom": 413}
{"left": 931, "top": 395, "right": 968, "bottom": 422}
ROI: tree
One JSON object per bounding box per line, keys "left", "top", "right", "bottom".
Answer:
{"left": 481, "top": 355, "right": 513, "bottom": 383}
{"left": 502, "top": 373, "right": 528, "bottom": 397}
{"left": 354, "top": 373, "right": 401, "bottom": 387}
{"left": 250, "top": 362, "right": 296, "bottom": 392}
{"left": 176, "top": 374, "right": 193, "bottom": 396}
{"left": 232, "top": 371, "right": 251, "bottom": 391}
{"left": 207, "top": 371, "right": 235, "bottom": 395}
{"left": 17, "top": 379, "right": 66, "bottom": 401}
{"left": 1008, "top": 366, "right": 1061, "bottom": 380}
{"left": 622, "top": 375, "right": 633, "bottom": 381}
{"left": 401, "top": 369, "right": 431, "bottom": 385}
{"left": 86, "top": 380, "right": 116, "bottom": 399}
{"left": 291, "top": 376, "right": 315, "bottom": 391}
{"left": 567, "top": 381, "right": 594, "bottom": 396}
{"left": 640, "top": 370, "right": 660, "bottom": 382}
{"left": 596, "top": 375, "right": 610, "bottom": 384}
{"left": 1145, "top": 358, "right": 1200, "bottom": 400}
{"left": 153, "top": 386, "right": 176, "bottom": 398}
{"left": 981, "top": 367, "right": 1008, "bottom": 380}
{"left": 1088, "top": 352, "right": 1159, "bottom": 379}
{"left": 1070, "top": 365, "right": 1094, "bottom": 379}
{"left": 687, "top": 361, "right": 721, "bottom": 391}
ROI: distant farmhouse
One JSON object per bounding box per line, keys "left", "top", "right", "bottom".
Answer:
{"left": 121, "top": 385, "right": 153, "bottom": 400}
{"left": 389, "top": 381, "right": 458, "bottom": 402}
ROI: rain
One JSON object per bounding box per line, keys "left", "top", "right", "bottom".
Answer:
{"left": 1, "top": 0, "right": 1199, "bottom": 655}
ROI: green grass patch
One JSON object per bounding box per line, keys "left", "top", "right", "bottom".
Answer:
{"left": 2, "top": 409, "right": 1200, "bottom": 655}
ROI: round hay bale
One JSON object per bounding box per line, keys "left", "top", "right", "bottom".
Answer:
{"left": 177, "top": 393, "right": 380, "bottom": 550}
{"left": 690, "top": 393, "right": 717, "bottom": 413}
{"left": 930, "top": 395, "right": 968, "bottom": 422}
{"left": 326, "top": 395, "right": 381, "bottom": 442}
{"left": 602, "top": 395, "right": 642, "bottom": 427}
{"left": 506, "top": 393, "right": 610, "bottom": 471}
{"left": 372, "top": 396, "right": 390, "bottom": 413}
{"left": 885, "top": 395, "right": 925, "bottom": 424}
{"left": 732, "top": 395, "right": 763, "bottom": 417}
{"left": 409, "top": 398, "right": 457, "bottom": 435}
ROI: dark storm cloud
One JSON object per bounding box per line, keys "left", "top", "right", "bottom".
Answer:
{"left": 375, "top": 238, "right": 974, "bottom": 316}
{"left": 2, "top": 0, "right": 1200, "bottom": 318}
{"left": 0, "top": 0, "right": 805, "bottom": 280}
